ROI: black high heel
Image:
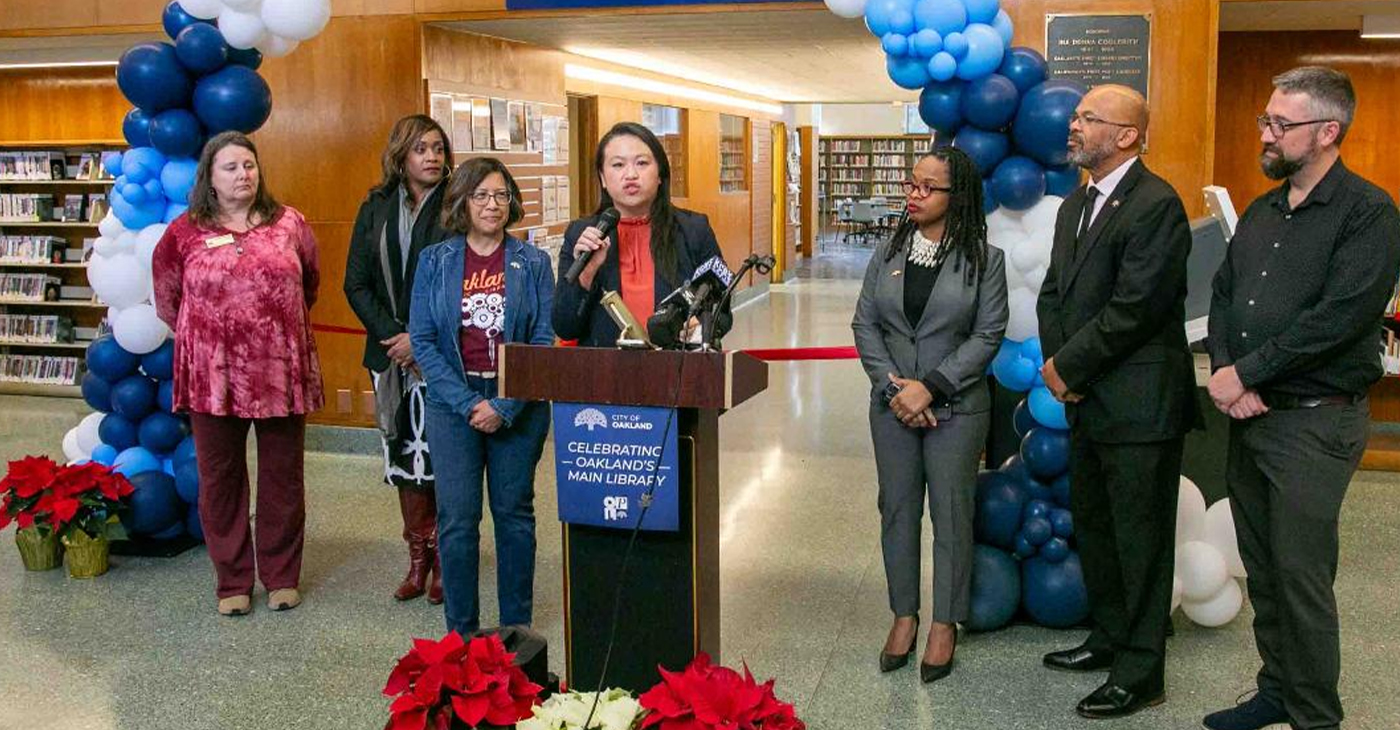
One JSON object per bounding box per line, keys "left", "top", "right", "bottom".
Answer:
{"left": 879, "top": 615, "right": 919, "bottom": 673}
{"left": 920, "top": 623, "right": 958, "bottom": 683}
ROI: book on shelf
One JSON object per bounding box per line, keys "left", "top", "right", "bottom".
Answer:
{"left": 59, "top": 285, "right": 94, "bottom": 301}
{"left": 0, "top": 152, "right": 67, "bottom": 181}
{"left": 59, "top": 194, "right": 86, "bottom": 222}
{"left": 0, "top": 193, "right": 57, "bottom": 222}
{"left": 86, "top": 194, "right": 108, "bottom": 222}
{"left": 0, "top": 353, "right": 81, "bottom": 385}
{"left": 0, "top": 272, "right": 62, "bottom": 301}
{"left": 0, "top": 313, "right": 75, "bottom": 344}
{"left": 64, "top": 239, "right": 94, "bottom": 263}
{"left": 1, "top": 235, "right": 66, "bottom": 264}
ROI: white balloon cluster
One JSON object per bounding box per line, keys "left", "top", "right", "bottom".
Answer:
{"left": 823, "top": 0, "right": 869, "bottom": 19}
{"left": 1173, "top": 476, "right": 1248, "bottom": 627}
{"left": 173, "top": 0, "right": 331, "bottom": 58}
{"left": 987, "top": 195, "right": 1060, "bottom": 341}
{"left": 89, "top": 211, "right": 172, "bottom": 354}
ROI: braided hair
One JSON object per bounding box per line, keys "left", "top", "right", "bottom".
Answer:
{"left": 884, "top": 145, "right": 988, "bottom": 284}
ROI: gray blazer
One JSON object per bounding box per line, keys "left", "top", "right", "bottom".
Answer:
{"left": 852, "top": 241, "right": 1009, "bottom": 414}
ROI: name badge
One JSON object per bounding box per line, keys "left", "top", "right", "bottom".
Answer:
{"left": 204, "top": 234, "right": 235, "bottom": 249}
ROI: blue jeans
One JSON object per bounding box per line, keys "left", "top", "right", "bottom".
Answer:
{"left": 423, "top": 376, "right": 550, "bottom": 635}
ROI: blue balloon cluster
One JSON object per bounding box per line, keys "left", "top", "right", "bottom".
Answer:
{"left": 108, "top": 2, "right": 274, "bottom": 230}
{"left": 84, "top": 335, "right": 201, "bottom": 541}
{"left": 870, "top": 0, "right": 1014, "bottom": 89}
{"left": 990, "top": 336, "right": 1068, "bottom": 429}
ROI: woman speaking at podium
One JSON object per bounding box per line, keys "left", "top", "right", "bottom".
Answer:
{"left": 852, "top": 146, "right": 1008, "bottom": 683}
{"left": 553, "top": 122, "right": 727, "bottom": 347}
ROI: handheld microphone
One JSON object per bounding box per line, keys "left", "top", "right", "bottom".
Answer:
{"left": 646, "top": 256, "right": 734, "bottom": 348}
{"left": 564, "top": 207, "right": 621, "bottom": 284}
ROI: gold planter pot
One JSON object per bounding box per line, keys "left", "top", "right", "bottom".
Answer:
{"left": 62, "top": 531, "right": 109, "bottom": 579}
{"left": 15, "top": 527, "right": 62, "bottom": 571}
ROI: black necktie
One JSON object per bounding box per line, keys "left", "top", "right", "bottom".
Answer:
{"left": 1075, "top": 186, "right": 1100, "bottom": 257}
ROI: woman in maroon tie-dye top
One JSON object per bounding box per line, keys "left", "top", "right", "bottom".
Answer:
{"left": 152, "top": 131, "right": 324, "bottom": 617}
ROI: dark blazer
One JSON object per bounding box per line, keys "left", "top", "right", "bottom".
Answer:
{"left": 553, "top": 208, "right": 730, "bottom": 347}
{"left": 1035, "top": 159, "right": 1200, "bottom": 443}
{"left": 343, "top": 184, "right": 449, "bottom": 372}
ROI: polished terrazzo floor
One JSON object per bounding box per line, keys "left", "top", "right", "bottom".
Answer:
{"left": 3, "top": 244, "right": 1398, "bottom": 729}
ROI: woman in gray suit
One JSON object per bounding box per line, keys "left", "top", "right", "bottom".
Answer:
{"left": 852, "top": 146, "right": 1008, "bottom": 683}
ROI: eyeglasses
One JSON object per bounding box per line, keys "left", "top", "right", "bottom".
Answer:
{"left": 901, "top": 180, "right": 953, "bottom": 198}
{"left": 1256, "top": 115, "right": 1335, "bottom": 138}
{"left": 470, "top": 191, "right": 512, "bottom": 206}
{"left": 1069, "top": 112, "right": 1134, "bottom": 128}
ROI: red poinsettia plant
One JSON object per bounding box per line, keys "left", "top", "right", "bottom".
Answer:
{"left": 0, "top": 456, "right": 133, "bottom": 540}
{"left": 384, "top": 631, "right": 543, "bottom": 730}
{"left": 639, "top": 654, "right": 805, "bottom": 730}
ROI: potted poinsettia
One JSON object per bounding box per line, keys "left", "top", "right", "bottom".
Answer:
{"left": 638, "top": 654, "right": 805, "bottom": 730}
{"left": 0, "top": 457, "right": 132, "bottom": 578}
{"left": 517, "top": 688, "right": 644, "bottom": 730}
{"left": 1, "top": 456, "right": 66, "bottom": 571}
{"left": 383, "top": 631, "right": 543, "bottom": 730}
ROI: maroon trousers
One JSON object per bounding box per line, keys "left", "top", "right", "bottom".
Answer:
{"left": 189, "top": 413, "right": 306, "bottom": 598}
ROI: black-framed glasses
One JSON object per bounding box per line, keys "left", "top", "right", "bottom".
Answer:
{"left": 901, "top": 180, "right": 952, "bottom": 198}
{"left": 469, "top": 191, "right": 512, "bottom": 206}
{"left": 1069, "top": 112, "right": 1134, "bottom": 128}
{"left": 1256, "top": 115, "right": 1335, "bottom": 138}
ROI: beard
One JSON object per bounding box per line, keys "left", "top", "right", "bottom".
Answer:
{"left": 1066, "top": 136, "right": 1112, "bottom": 171}
{"left": 1259, "top": 138, "right": 1315, "bottom": 180}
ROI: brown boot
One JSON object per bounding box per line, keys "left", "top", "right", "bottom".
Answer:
{"left": 394, "top": 487, "right": 436, "bottom": 601}
{"left": 426, "top": 532, "right": 444, "bottom": 605}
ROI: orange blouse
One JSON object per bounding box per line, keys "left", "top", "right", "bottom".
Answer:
{"left": 616, "top": 216, "right": 656, "bottom": 324}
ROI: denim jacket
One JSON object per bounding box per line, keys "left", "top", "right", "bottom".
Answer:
{"left": 409, "top": 235, "right": 555, "bottom": 426}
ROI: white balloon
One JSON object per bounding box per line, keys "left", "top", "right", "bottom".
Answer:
{"left": 98, "top": 210, "right": 126, "bottom": 238}
{"left": 76, "top": 412, "right": 105, "bottom": 453}
{"left": 1177, "top": 540, "right": 1230, "bottom": 602}
{"left": 1182, "top": 579, "right": 1243, "bottom": 628}
{"left": 177, "top": 0, "right": 224, "bottom": 19}
{"left": 88, "top": 252, "right": 152, "bottom": 310}
{"left": 987, "top": 209, "right": 1019, "bottom": 240}
{"left": 1204, "top": 499, "right": 1247, "bottom": 578}
{"left": 1022, "top": 194, "right": 1064, "bottom": 235}
{"left": 135, "top": 224, "right": 168, "bottom": 269}
{"left": 257, "top": 34, "right": 300, "bottom": 58}
{"left": 62, "top": 427, "right": 86, "bottom": 461}
{"left": 1176, "top": 475, "right": 1207, "bottom": 545}
{"left": 1010, "top": 237, "right": 1043, "bottom": 274}
{"left": 1003, "top": 258, "right": 1027, "bottom": 292}
{"left": 112, "top": 304, "right": 170, "bottom": 355}
{"left": 1171, "top": 574, "right": 1184, "bottom": 613}
{"left": 222, "top": 0, "right": 264, "bottom": 11}
{"left": 219, "top": 9, "right": 269, "bottom": 50}
{"left": 1005, "top": 287, "right": 1040, "bottom": 342}
{"left": 824, "top": 0, "right": 868, "bottom": 18}
{"left": 261, "top": 0, "right": 330, "bottom": 41}
{"left": 1025, "top": 264, "right": 1048, "bottom": 293}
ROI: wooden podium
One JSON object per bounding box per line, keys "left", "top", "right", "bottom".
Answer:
{"left": 498, "top": 344, "right": 768, "bottom": 691}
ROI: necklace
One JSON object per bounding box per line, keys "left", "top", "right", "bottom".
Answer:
{"left": 908, "top": 229, "right": 946, "bottom": 268}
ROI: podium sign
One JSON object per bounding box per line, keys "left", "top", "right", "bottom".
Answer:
{"left": 553, "top": 403, "right": 680, "bottom": 531}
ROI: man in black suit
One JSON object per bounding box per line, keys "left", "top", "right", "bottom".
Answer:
{"left": 1035, "top": 84, "right": 1198, "bottom": 719}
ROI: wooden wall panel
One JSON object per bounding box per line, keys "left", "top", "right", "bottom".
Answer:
{"left": 1215, "top": 31, "right": 1400, "bottom": 211}
{"left": 95, "top": 0, "right": 166, "bottom": 27}
{"left": 0, "top": 67, "right": 125, "bottom": 143}
{"left": 422, "top": 25, "right": 566, "bottom": 102}
{"left": 750, "top": 121, "right": 774, "bottom": 286}
{"left": 798, "top": 126, "right": 817, "bottom": 256}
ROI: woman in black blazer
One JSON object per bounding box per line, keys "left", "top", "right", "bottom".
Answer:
{"left": 343, "top": 114, "right": 452, "bottom": 604}
{"left": 554, "top": 122, "right": 729, "bottom": 347}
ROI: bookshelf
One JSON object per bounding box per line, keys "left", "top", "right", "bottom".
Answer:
{"left": 0, "top": 143, "right": 119, "bottom": 398}
{"left": 817, "top": 134, "right": 932, "bottom": 221}
{"left": 719, "top": 114, "right": 749, "bottom": 194}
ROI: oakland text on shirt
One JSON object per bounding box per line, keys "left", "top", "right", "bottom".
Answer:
{"left": 462, "top": 269, "right": 504, "bottom": 293}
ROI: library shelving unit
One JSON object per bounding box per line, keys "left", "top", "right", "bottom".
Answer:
{"left": 0, "top": 140, "right": 122, "bottom": 398}
{"left": 817, "top": 134, "right": 932, "bottom": 223}
{"left": 719, "top": 114, "right": 749, "bottom": 194}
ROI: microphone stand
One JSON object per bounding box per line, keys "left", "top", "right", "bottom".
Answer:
{"left": 701, "top": 254, "right": 774, "bottom": 351}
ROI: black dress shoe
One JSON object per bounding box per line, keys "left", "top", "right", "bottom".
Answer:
{"left": 919, "top": 625, "right": 957, "bottom": 684}
{"left": 1043, "top": 644, "right": 1114, "bottom": 672}
{"left": 1075, "top": 682, "right": 1165, "bottom": 719}
{"left": 879, "top": 615, "right": 919, "bottom": 673}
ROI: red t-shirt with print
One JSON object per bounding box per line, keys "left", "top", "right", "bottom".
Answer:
{"left": 459, "top": 245, "right": 506, "bottom": 373}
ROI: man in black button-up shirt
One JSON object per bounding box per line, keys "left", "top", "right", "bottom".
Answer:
{"left": 1204, "top": 66, "right": 1400, "bottom": 730}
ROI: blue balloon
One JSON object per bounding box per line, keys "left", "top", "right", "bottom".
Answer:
{"left": 116, "top": 42, "right": 193, "bottom": 113}
{"left": 99, "top": 413, "right": 140, "bottom": 452}
{"left": 161, "top": 157, "right": 199, "bottom": 205}
{"left": 162, "top": 1, "right": 210, "bottom": 40}
{"left": 102, "top": 152, "right": 124, "bottom": 178}
{"left": 1013, "top": 79, "right": 1089, "bottom": 167}
{"left": 882, "top": 33, "right": 910, "bottom": 57}
{"left": 123, "top": 470, "right": 182, "bottom": 535}
{"left": 992, "top": 9, "right": 1015, "bottom": 46}
{"left": 86, "top": 337, "right": 140, "bottom": 382}
{"left": 1020, "top": 336, "right": 1044, "bottom": 366}
{"left": 865, "top": 0, "right": 913, "bottom": 37}
{"left": 965, "top": 0, "right": 1000, "bottom": 24}
{"left": 139, "top": 411, "right": 188, "bottom": 454}
{"left": 918, "top": 80, "right": 964, "bottom": 135}
{"left": 952, "top": 125, "right": 1009, "bottom": 176}
{"left": 992, "top": 350, "right": 1036, "bottom": 392}
{"left": 113, "top": 446, "right": 162, "bottom": 479}
{"left": 1014, "top": 532, "right": 1037, "bottom": 558}
{"left": 1022, "top": 516, "right": 1053, "bottom": 546}
{"left": 982, "top": 176, "right": 998, "bottom": 214}
{"left": 1023, "top": 498, "right": 1052, "bottom": 523}
{"left": 928, "top": 51, "right": 958, "bottom": 82}
{"left": 186, "top": 504, "right": 205, "bottom": 542}
{"left": 162, "top": 458, "right": 175, "bottom": 476}
{"left": 944, "top": 32, "right": 969, "bottom": 60}
{"left": 975, "top": 470, "right": 1028, "bottom": 551}
{"left": 227, "top": 46, "right": 263, "bottom": 70}
{"left": 1012, "top": 398, "right": 1037, "bottom": 439}
{"left": 110, "top": 375, "right": 158, "bottom": 421}
{"left": 991, "top": 156, "right": 1047, "bottom": 212}
{"left": 998, "top": 47, "right": 1049, "bottom": 94}
{"left": 967, "top": 544, "right": 1020, "bottom": 631}
{"left": 1045, "top": 163, "right": 1081, "bottom": 198}
{"left": 110, "top": 189, "right": 166, "bottom": 230}
{"left": 123, "top": 182, "right": 149, "bottom": 205}
{"left": 886, "top": 55, "right": 932, "bottom": 90}
{"left": 140, "top": 340, "right": 176, "bottom": 380}
{"left": 149, "top": 109, "right": 204, "bottom": 158}
{"left": 961, "top": 73, "right": 1019, "bottom": 130}
{"left": 164, "top": 202, "right": 190, "bottom": 223}
{"left": 158, "top": 379, "right": 175, "bottom": 412}
{"left": 1021, "top": 426, "right": 1070, "bottom": 479}
{"left": 142, "top": 178, "right": 164, "bottom": 202}
{"left": 123, "top": 108, "right": 154, "bottom": 148}
{"left": 909, "top": 28, "right": 943, "bottom": 58}
{"left": 1051, "top": 472, "right": 1072, "bottom": 507}
{"left": 889, "top": 8, "right": 916, "bottom": 35}
{"left": 91, "top": 444, "right": 119, "bottom": 466}
{"left": 1022, "top": 553, "right": 1089, "bottom": 627}
{"left": 175, "top": 22, "right": 229, "bottom": 76}
{"left": 1028, "top": 385, "right": 1070, "bottom": 429}
{"left": 149, "top": 520, "right": 186, "bottom": 540}
{"left": 914, "top": 0, "right": 967, "bottom": 36}
{"left": 1025, "top": 479, "right": 1055, "bottom": 506}
{"left": 174, "top": 458, "right": 201, "bottom": 504}
{"left": 82, "top": 373, "right": 114, "bottom": 413}
{"left": 193, "top": 65, "right": 273, "bottom": 134}
{"left": 173, "top": 434, "right": 198, "bottom": 467}
{"left": 956, "top": 24, "right": 1007, "bottom": 81}
{"left": 121, "top": 147, "right": 168, "bottom": 184}
{"left": 1041, "top": 536, "right": 1071, "bottom": 563}
{"left": 1050, "top": 508, "right": 1074, "bottom": 538}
